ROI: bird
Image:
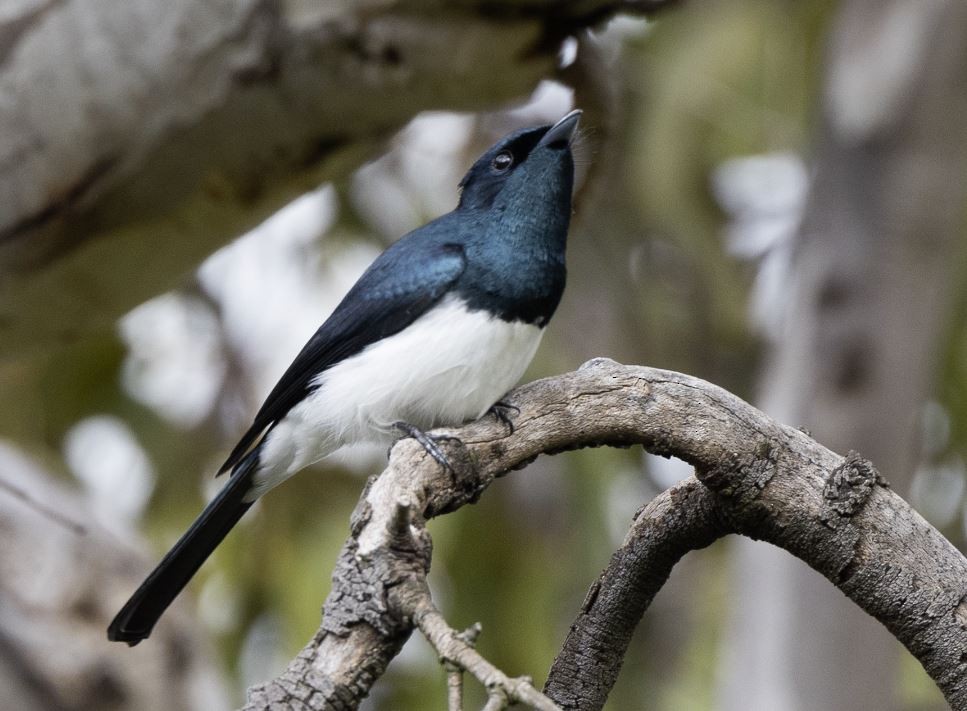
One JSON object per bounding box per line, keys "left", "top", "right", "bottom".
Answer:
{"left": 107, "top": 109, "right": 581, "bottom": 645}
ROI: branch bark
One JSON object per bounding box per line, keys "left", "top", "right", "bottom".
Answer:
{"left": 0, "top": 0, "right": 676, "bottom": 358}
{"left": 543, "top": 477, "right": 729, "bottom": 709}
{"left": 241, "top": 359, "right": 967, "bottom": 710}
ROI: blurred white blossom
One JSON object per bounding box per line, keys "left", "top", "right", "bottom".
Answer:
{"left": 712, "top": 152, "right": 808, "bottom": 340}
{"left": 352, "top": 112, "right": 473, "bottom": 238}
{"left": 198, "top": 185, "right": 375, "bottom": 400}
{"left": 63, "top": 415, "right": 154, "bottom": 529}
{"left": 120, "top": 292, "right": 226, "bottom": 427}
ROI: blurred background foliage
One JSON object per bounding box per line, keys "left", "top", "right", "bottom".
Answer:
{"left": 2, "top": 0, "right": 964, "bottom": 708}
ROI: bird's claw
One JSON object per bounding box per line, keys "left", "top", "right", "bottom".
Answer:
{"left": 488, "top": 399, "right": 520, "bottom": 435}
{"left": 393, "top": 422, "right": 457, "bottom": 474}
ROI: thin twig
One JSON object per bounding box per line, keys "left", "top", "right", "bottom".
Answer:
{"left": 482, "top": 692, "right": 508, "bottom": 711}
{"left": 0, "top": 476, "right": 86, "bottom": 535}
{"left": 397, "top": 580, "right": 561, "bottom": 711}
{"left": 444, "top": 623, "right": 482, "bottom": 711}
{"left": 446, "top": 663, "right": 463, "bottom": 711}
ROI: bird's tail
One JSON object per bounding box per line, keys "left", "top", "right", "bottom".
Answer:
{"left": 107, "top": 449, "right": 260, "bottom": 645}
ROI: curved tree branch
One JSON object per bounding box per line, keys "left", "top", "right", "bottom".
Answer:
{"left": 244, "top": 359, "right": 967, "bottom": 709}
{"left": 543, "top": 476, "right": 731, "bottom": 709}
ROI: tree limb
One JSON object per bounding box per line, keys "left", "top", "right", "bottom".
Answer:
{"left": 0, "top": 0, "right": 678, "bottom": 358}
{"left": 395, "top": 577, "right": 559, "bottom": 711}
{"left": 0, "top": 443, "right": 228, "bottom": 711}
{"left": 543, "top": 477, "right": 730, "bottom": 709}
{"left": 244, "top": 359, "right": 967, "bottom": 709}
{"left": 443, "top": 621, "right": 480, "bottom": 711}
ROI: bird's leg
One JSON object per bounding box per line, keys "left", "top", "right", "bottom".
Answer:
{"left": 487, "top": 399, "right": 520, "bottom": 435}
{"left": 393, "top": 422, "right": 457, "bottom": 474}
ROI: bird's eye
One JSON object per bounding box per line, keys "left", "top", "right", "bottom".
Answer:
{"left": 491, "top": 151, "right": 514, "bottom": 173}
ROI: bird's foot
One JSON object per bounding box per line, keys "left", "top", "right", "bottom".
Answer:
{"left": 488, "top": 399, "right": 520, "bottom": 435}
{"left": 393, "top": 422, "right": 458, "bottom": 474}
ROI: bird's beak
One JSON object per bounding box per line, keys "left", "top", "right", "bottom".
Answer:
{"left": 538, "top": 109, "right": 582, "bottom": 149}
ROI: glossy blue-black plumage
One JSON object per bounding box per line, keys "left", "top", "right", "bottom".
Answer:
{"left": 109, "top": 112, "right": 579, "bottom": 646}
{"left": 218, "top": 116, "right": 575, "bottom": 475}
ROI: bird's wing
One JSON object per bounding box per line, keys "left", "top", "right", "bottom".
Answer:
{"left": 217, "top": 241, "right": 467, "bottom": 475}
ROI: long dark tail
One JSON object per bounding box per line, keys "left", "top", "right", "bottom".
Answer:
{"left": 107, "top": 450, "right": 260, "bottom": 645}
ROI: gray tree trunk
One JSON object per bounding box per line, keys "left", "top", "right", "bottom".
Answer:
{"left": 0, "top": 444, "right": 229, "bottom": 711}
{"left": 718, "top": 1, "right": 967, "bottom": 709}
{"left": 0, "top": 0, "right": 668, "bottom": 358}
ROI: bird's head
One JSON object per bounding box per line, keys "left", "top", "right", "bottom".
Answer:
{"left": 457, "top": 110, "right": 580, "bottom": 219}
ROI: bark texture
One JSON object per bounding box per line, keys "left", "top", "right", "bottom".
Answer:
{"left": 244, "top": 360, "right": 967, "bottom": 710}
{"left": 721, "top": 1, "right": 967, "bottom": 709}
{"left": 0, "top": 0, "right": 670, "bottom": 357}
{"left": 544, "top": 478, "right": 728, "bottom": 710}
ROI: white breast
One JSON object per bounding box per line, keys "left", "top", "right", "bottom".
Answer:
{"left": 250, "top": 295, "right": 543, "bottom": 498}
